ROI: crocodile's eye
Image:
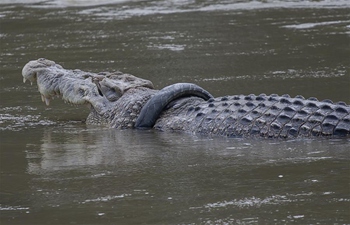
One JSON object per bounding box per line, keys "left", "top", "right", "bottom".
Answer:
{"left": 104, "top": 88, "right": 121, "bottom": 102}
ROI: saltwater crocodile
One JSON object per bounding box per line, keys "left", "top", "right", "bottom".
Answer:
{"left": 22, "top": 58, "right": 350, "bottom": 138}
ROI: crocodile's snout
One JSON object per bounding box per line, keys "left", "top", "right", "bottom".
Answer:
{"left": 22, "top": 58, "right": 57, "bottom": 84}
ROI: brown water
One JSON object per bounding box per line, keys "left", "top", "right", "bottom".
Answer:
{"left": 0, "top": 0, "right": 350, "bottom": 224}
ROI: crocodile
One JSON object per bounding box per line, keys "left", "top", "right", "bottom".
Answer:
{"left": 22, "top": 58, "right": 350, "bottom": 138}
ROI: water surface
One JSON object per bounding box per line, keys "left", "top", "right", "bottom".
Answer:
{"left": 0, "top": 0, "right": 349, "bottom": 224}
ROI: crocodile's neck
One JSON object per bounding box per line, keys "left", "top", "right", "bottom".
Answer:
{"left": 108, "top": 87, "right": 158, "bottom": 129}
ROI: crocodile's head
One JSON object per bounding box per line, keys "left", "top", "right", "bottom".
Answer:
{"left": 22, "top": 58, "right": 154, "bottom": 126}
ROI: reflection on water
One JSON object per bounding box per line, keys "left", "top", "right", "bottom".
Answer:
{"left": 0, "top": 0, "right": 349, "bottom": 224}
{"left": 28, "top": 127, "right": 350, "bottom": 174}
{"left": 6, "top": 127, "right": 349, "bottom": 224}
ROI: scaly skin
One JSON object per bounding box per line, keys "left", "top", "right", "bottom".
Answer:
{"left": 154, "top": 94, "right": 350, "bottom": 138}
{"left": 22, "top": 58, "right": 350, "bottom": 138}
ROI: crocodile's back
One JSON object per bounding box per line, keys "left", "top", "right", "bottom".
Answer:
{"left": 156, "top": 94, "right": 350, "bottom": 138}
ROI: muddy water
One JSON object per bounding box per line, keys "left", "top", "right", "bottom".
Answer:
{"left": 0, "top": 0, "right": 349, "bottom": 224}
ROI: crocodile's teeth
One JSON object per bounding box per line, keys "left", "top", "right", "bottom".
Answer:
{"left": 44, "top": 97, "right": 50, "bottom": 106}
{"left": 23, "top": 77, "right": 27, "bottom": 83}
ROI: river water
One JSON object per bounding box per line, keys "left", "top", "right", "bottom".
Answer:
{"left": 0, "top": 0, "right": 349, "bottom": 224}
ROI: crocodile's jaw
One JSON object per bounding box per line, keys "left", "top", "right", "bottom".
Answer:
{"left": 22, "top": 58, "right": 105, "bottom": 108}
{"left": 22, "top": 59, "right": 115, "bottom": 125}
{"left": 22, "top": 58, "right": 155, "bottom": 127}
